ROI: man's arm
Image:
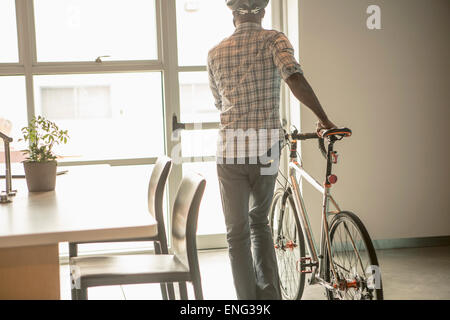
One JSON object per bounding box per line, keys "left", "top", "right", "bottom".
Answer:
{"left": 285, "top": 72, "right": 336, "bottom": 130}
{"left": 207, "top": 57, "right": 222, "bottom": 111}
{"left": 269, "top": 32, "right": 336, "bottom": 131}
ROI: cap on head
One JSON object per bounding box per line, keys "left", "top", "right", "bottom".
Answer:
{"left": 226, "top": 0, "right": 269, "bottom": 15}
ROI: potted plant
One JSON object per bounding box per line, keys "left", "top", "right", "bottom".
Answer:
{"left": 20, "top": 116, "right": 69, "bottom": 192}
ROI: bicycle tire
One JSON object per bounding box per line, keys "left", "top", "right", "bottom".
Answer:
{"left": 269, "top": 188, "right": 306, "bottom": 300}
{"left": 324, "top": 211, "right": 383, "bottom": 300}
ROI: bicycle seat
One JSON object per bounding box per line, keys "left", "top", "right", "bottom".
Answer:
{"left": 321, "top": 128, "right": 352, "bottom": 138}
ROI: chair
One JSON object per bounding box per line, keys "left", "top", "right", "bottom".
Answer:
{"left": 69, "top": 156, "right": 174, "bottom": 299}
{"left": 70, "top": 171, "right": 206, "bottom": 300}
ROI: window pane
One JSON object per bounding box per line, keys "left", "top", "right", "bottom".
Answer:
{"left": 0, "top": 76, "right": 27, "bottom": 163}
{"left": 0, "top": 1, "right": 19, "bottom": 62}
{"left": 287, "top": 0, "right": 300, "bottom": 128}
{"left": 181, "top": 129, "right": 217, "bottom": 157}
{"left": 34, "top": 73, "right": 164, "bottom": 160}
{"left": 176, "top": 0, "right": 272, "bottom": 66}
{"left": 179, "top": 72, "right": 219, "bottom": 123}
{"left": 183, "top": 161, "right": 225, "bottom": 235}
{"left": 34, "top": 0, "right": 158, "bottom": 62}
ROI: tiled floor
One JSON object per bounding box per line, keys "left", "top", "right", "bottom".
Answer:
{"left": 60, "top": 245, "right": 450, "bottom": 300}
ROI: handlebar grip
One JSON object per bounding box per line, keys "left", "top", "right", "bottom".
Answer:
{"left": 291, "top": 132, "right": 318, "bottom": 140}
{"left": 289, "top": 131, "right": 327, "bottom": 159}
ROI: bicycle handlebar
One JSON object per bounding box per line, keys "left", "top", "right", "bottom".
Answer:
{"left": 286, "top": 127, "right": 351, "bottom": 160}
{"left": 286, "top": 131, "right": 327, "bottom": 159}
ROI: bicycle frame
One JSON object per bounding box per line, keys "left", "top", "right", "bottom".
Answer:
{"left": 287, "top": 159, "right": 340, "bottom": 289}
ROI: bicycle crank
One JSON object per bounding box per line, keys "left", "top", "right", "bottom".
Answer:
{"left": 274, "top": 240, "right": 297, "bottom": 251}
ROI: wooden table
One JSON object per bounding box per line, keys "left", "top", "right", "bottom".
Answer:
{"left": 0, "top": 165, "right": 158, "bottom": 299}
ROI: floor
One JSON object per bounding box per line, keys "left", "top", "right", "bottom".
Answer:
{"left": 60, "top": 245, "right": 450, "bottom": 300}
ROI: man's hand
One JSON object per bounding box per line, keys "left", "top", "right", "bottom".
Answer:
{"left": 316, "top": 119, "right": 337, "bottom": 137}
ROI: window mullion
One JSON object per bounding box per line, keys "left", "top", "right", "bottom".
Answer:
{"left": 15, "top": 0, "right": 36, "bottom": 122}
{"left": 0, "top": 64, "right": 24, "bottom": 76}
{"left": 155, "top": 0, "right": 164, "bottom": 65}
{"left": 178, "top": 65, "right": 207, "bottom": 72}
{"left": 31, "top": 61, "right": 164, "bottom": 75}
{"left": 159, "top": 0, "right": 181, "bottom": 251}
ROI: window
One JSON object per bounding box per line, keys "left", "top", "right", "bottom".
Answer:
{"left": 287, "top": 0, "right": 300, "bottom": 129}
{"left": 34, "top": 73, "right": 165, "bottom": 160}
{"left": 178, "top": 72, "right": 219, "bottom": 157}
{"left": 41, "top": 86, "right": 112, "bottom": 120}
{"left": 176, "top": 0, "right": 272, "bottom": 66}
{"left": 179, "top": 72, "right": 219, "bottom": 123}
{"left": 183, "top": 161, "right": 225, "bottom": 235}
{"left": 34, "top": 0, "right": 158, "bottom": 62}
{"left": 181, "top": 129, "right": 217, "bottom": 157}
{"left": 0, "top": 76, "right": 27, "bottom": 157}
{"left": 175, "top": 0, "right": 274, "bottom": 241}
{"left": 0, "top": 1, "right": 19, "bottom": 63}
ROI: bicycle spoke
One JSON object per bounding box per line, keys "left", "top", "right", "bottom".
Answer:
{"left": 327, "top": 214, "right": 381, "bottom": 300}
{"left": 270, "top": 193, "right": 304, "bottom": 300}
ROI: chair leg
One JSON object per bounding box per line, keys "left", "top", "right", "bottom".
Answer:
{"left": 78, "top": 287, "right": 88, "bottom": 300}
{"left": 166, "top": 282, "right": 176, "bottom": 300}
{"left": 69, "top": 243, "right": 78, "bottom": 300}
{"left": 154, "top": 241, "right": 170, "bottom": 300}
{"left": 179, "top": 282, "right": 188, "bottom": 300}
{"left": 157, "top": 233, "right": 176, "bottom": 299}
{"left": 192, "top": 274, "right": 204, "bottom": 300}
{"left": 71, "top": 288, "right": 78, "bottom": 300}
{"left": 72, "top": 289, "right": 83, "bottom": 300}
{"left": 154, "top": 241, "right": 162, "bottom": 255}
{"left": 159, "top": 284, "right": 169, "bottom": 300}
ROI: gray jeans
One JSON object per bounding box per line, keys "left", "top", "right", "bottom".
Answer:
{"left": 217, "top": 162, "right": 281, "bottom": 300}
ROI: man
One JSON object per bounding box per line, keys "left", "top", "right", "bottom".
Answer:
{"left": 207, "top": 0, "right": 336, "bottom": 300}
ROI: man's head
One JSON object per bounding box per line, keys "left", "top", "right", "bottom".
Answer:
{"left": 226, "top": 0, "right": 269, "bottom": 26}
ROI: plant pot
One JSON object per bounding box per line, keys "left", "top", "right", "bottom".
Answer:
{"left": 23, "top": 161, "right": 57, "bottom": 192}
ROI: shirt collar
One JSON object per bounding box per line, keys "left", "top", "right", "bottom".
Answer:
{"left": 234, "top": 22, "right": 262, "bottom": 33}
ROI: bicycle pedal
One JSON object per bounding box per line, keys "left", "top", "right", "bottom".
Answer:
{"left": 296, "top": 258, "right": 318, "bottom": 273}
{"left": 302, "top": 262, "right": 318, "bottom": 268}
{"left": 300, "top": 257, "right": 312, "bottom": 262}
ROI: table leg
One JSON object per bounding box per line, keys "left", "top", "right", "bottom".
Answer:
{"left": 0, "top": 244, "right": 60, "bottom": 300}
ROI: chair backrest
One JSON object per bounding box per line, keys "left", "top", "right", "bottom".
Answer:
{"left": 148, "top": 156, "right": 172, "bottom": 236}
{"left": 171, "top": 172, "right": 206, "bottom": 273}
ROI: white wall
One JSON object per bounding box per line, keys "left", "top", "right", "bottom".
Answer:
{"left": 297, "top": 0, "right": 450, "bottom": 240}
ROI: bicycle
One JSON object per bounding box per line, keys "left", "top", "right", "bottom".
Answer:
{"left": 269, "top": 127, "right": 383, "bottom": 300}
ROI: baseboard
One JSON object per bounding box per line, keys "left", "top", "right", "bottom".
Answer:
{"left": 196, "top": 234, "right": 227, "bottom": 250}
{"left": 59, "top": 235, "right": 450, "bottom": 265}
{"left": 372, "top": 235, "right": 450, "bottom": 250}
{"left": 198, "top": 234, "right": 450, "bottom": 251}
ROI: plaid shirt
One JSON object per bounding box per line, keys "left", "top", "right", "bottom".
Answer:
{"left": 207, "top": 22, "right": 303, "bottom": 160}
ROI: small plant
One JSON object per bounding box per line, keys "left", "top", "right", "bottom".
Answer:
{"left": 20, "top": 116, "right": 69, "bottom": 162}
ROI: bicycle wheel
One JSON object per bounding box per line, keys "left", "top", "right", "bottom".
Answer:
{"left": 269, "top": 188, "right": 306, "bottom": 300}
{"left": 324, "top": 211, "right": 383, "bottom": 300}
